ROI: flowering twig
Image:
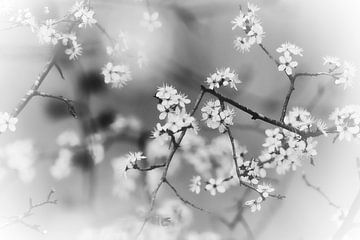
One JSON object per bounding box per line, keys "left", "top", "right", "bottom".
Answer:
{"left": 0, "top": 189, "right": 57, "bottom": 234}
{"left": 280, "top": 76, "right": 295, "bottom": 122}
{"left": 137, "top": 88, "right": 206, "bottom": 236}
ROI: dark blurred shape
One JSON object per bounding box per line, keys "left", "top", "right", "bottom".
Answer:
{"left": 95, "top": 109, "right": 116, "bottom": 130}
{"left": 72, "top": 148, "right": 94, "bottom": 171}
{"left": 171, "top": 3, "right": 199, "bottom": 31}
{"left": 78, "top": 70, "right": 107, "bottom": 95}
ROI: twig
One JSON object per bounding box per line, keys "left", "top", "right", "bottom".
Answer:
{"left": 0, "top": 189, "right": 57, "bottom": 233}
{"left": 133, "top": 163, "right": 166, "bottom": 171}
{"left": 280, "top": 77, "right": 295, "bottom": 122}
{"left": 164, "top": 179, "right": 210, "bottom": 213}
{"left": 302, "top": 173, "right": 341, "bottom": 210}
{"left": 34, "top": 91, "right": 77, "bottom": 118}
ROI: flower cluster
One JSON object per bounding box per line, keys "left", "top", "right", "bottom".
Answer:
{"left": 330, "top": 105, "right": 360, "bottom": 141}
{"left": 205, "top": 67, "right": 241, "bottom": 90}
{"left": 323, "top": 57, "right": 357, "bottom": 89}
{"left": 71, "top": 1, "right": 97, "bottom": 28}
{"left": 140, "top": 11, "right": 162, "bottom": 32}
{"left": 101, "top": 62, "right": 132, "bottom": 88}
{"left": 259, "top": 127, "right": 318, "bottom": 174}
{"left": 236, "top": 157, "right": 266, "bottom": 185}
{"left": 0, "top": 112, "right": 18, "bottom": 133}
{"left": 201, "top": 100, "right": 235, "bottom": 133}
{"left": 244, "top": 183, "right": 274, "bottom": 212}
{"left": 152, "top": 85, "right": 197, "bottom": 138}
{"left": 277, "top": 42, "right": 303, "bottom": 75}
{"left": 9, "top": 8, "right": 37, "bottom": 31}
{"left": 231, "top": 3, "right": 264, "bottom": 52}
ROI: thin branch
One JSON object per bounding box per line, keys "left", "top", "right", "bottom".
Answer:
{"left": 258, "top": 43, "right": 279, "bottom": 66}
{"left": 280, "top": 77, "right": 295, "bottom": 122}
{"left": 164, "top": 179, "right": 210, "bottom": 213}
{"left": 11, "top": 56, "right": 56, "bottom": 118}
{"left": 302, "top": 173, "right": 341, "bottom": 210}
{"left": 0, "top": 189, "right": 57, "bottom": 233}
{"left": 294, "top": 71, "right": 340, "bottom": 79}
{"left": 34, "top": 91, "right": 78, "bottom": 118}
{"left": 201, "top": 86, "right": 313, "bottom": 138}
{"left": 133, "top": 163, "right": 166, "bottom": 171}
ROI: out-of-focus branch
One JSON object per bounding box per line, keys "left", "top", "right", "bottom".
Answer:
{"left": 0, "top": 189, "right": 57, "bottom": 234}
{"left": 302, "top": 173, "right": 341, "bottom": 210}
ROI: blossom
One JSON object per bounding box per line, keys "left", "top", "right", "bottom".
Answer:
{"left": 0, "top": 112, "right": 18, "bottom": 133}
{"left": 37, "top": 19, "right": 60, "bottom": 45}
{"left": 124, "top": 152, "right": 146, "bottom": 171}
{"left": 276, "top": 42, "right": 303, "bottom": 56}
{"left": 335, "top": 61, "right": 356, "bottom": 89}
{"left": 234, "top": 36, "right": 251, "bottom": 53}
{"left": 245, "top": 197, "right": 263, "bottom": 212}
{"left": 9, "top": 8, "right": 37, "bottom": 31}
{"left": 72, "top": 1, "right": 97, "bottom": 28}
{"left": 278, "top": 51, "right": 298, "bottom": 75}
{"left": 201, "top": 100, "right": 234, "bottom": 133}
{"left": 101, "top": 62, "right": 132, "bottom": 88}
{"left": 205, "top": 68, "right": 241, "bottom": 90}
{"left": 140, "top": 11, "right": 162, "bottom": 32}
{"left": 323, "top": 56, "right": 341, "bottom": 67}
{"left": 330, "top": 105, "right": 360, "bottom": 141}
{"left": 257, "top": 183, "right": 274, "bottom": 198}
{"left": 205, "top": 178, "right": 226, "bottom": 196}
{"left": 231, "top": 3, "right": 264, "bottom": 52}
{"left": 65, "top": 41, "right": 83, "bottom": 60}
{"left": 189, "top": 176, "right": 201, "bottom": 194}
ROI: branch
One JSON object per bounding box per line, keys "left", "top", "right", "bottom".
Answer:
{"left": 34, "top": 91, "right": 77, "bottom": 118}
{"left": 280, "top": 77, "right": 295, "bottom": 122}
{"left": 164, "top": 179, "right": 210, "bottom": 213}
{"left": 133, "top": 163, "right": 166, "bottom": 172}
{"left": 0, "top": 189, "right": 57, "bottom": 234}
{"left": 302, "top": 173, "right": 341, "bottom": 210}
{"left": 11, "top": 56, "right": 56, "bottom": 118}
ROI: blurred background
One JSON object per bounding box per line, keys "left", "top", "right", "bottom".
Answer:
{"left": 0, "top": 0, "right": 360, "bottom": 239}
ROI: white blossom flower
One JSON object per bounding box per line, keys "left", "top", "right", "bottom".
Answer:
{"left": 101, "top": 62, "right": 132, "bottom": 88}
{"left": 189, "top": 175, "right": 201, "bottom": 194}
{"left": 323, "top": 56, "right": 341, "bottom": 67}
{"left": 140, "top": 11, "right": 162, "bottom": 32}
{"left": 37, "top": 19, "right": 60, "bottom": 45}
{"left": 65, "top": 41, "right": 83, "bottom": 60}
{"left": 330, "top": 105, "right": 360, "bottom": 141}
{"left": 124, "top": 152, "right": 146, "bottom": 170}
{"left": 205, "top": 178, "right": 226, "bottom": 196}
{"left": 276, "top": 42, "right": 303, "bottom": 56}
{"left": 72, "top": 1, "right": 97, "bottom": 28}
{"left": 257, "top": 183, "right": 274, "bottom": 198}
{"left": 9, "top": 8, "right": 37, "bottom": 31}
{"left": 234, "top": 36, "right": 251, "bottom": 53}
{"left": 335, "top": 61, "right": 356, "bottom": 89}
{"left": 245, "top": 197, "right": 263, "bottom": 212}
{"left": 278, "top": 51, "right": 298, "bottom": 75}
{"left": 206, "top": 68, "right": 241, "bottom": 90}
{"left": 0, "top": 112, "right": 18, "bottom": 133}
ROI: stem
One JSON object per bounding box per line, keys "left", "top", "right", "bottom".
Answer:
{"left": 280, "top": 77, "right": 295, "bottom": 122}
